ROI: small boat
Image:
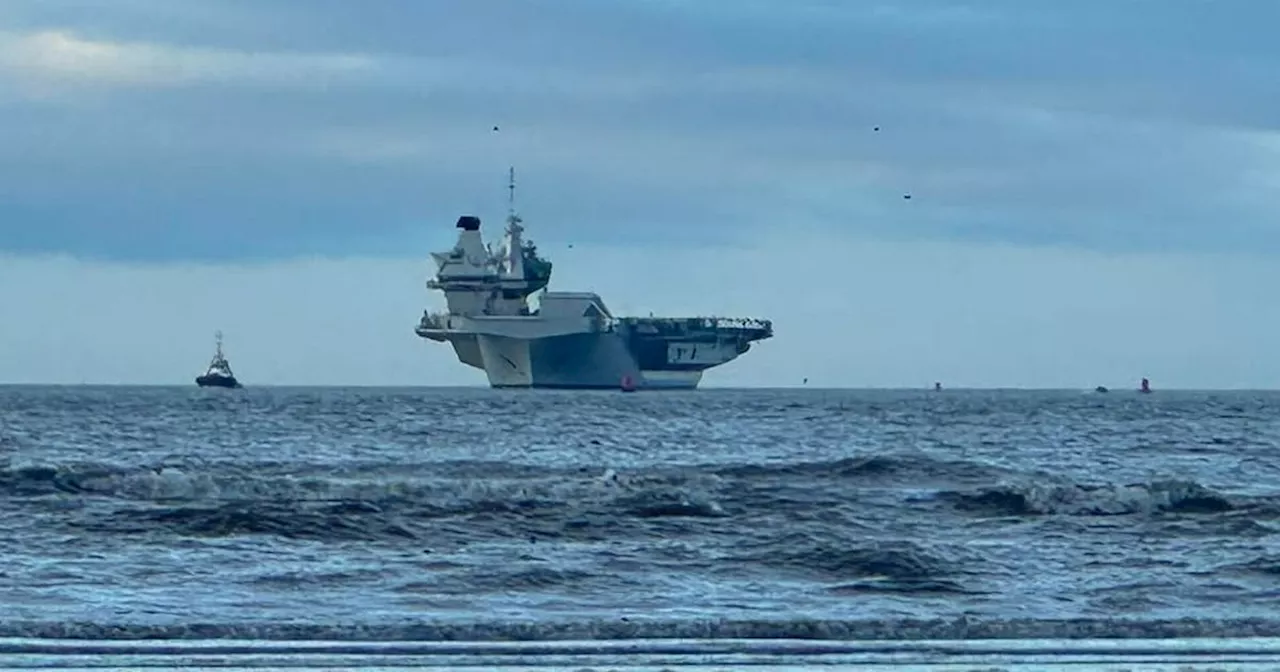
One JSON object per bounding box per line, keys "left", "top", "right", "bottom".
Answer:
{"left": 195, "top": 331, "right": 242, "bottom": 389}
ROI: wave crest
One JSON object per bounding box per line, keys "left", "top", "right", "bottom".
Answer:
{"left": 941, "top": 479, "right": 1233, "bottom": 516}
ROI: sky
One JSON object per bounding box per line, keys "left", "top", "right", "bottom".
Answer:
{"left": 1, "top": 0, "right": 1279, "bottom": 388}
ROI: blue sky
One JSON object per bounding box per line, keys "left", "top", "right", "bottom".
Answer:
{"left": 1, "top": 0, "right": 1278, "bottom": 387}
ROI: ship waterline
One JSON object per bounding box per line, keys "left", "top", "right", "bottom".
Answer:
{"left": 415, "top": 169, "right": 772, "bottom": 390}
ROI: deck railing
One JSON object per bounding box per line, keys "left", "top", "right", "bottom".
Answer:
{"left": 620, "top": 316, "right": 773, "bottom": 332}
{"left": 420, "top": 311, "right": 771, "bottom": 335}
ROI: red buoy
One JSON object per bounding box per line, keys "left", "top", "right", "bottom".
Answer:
{"left": 620, "top": 375, "right": 636, "bottom": 392}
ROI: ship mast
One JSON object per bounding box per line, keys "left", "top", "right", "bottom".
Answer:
{"left": 214, "top": 330, "right": 224, "bottom": 360}
{"left": 506, "top": 166, "right": 522, "bottom": 227}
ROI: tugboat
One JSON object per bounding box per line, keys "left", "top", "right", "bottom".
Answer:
{"left": 195, "top": 331, "right": 242, "bottom": 388}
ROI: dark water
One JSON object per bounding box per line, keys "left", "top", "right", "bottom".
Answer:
{"left": 3, "top": 385, "right": 1280, "bottom": 641}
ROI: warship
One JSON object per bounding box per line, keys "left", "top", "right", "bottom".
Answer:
{"left": 415, "top": 168, "right": 773, "bottom": 390}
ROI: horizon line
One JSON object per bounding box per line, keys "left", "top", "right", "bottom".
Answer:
{"left": 0, "top": 383, "right": 1272, "bottom": 393}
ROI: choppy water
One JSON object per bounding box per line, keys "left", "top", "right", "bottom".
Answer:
{"left": 3, "top": 386, "right": 1280, "bottom": 643}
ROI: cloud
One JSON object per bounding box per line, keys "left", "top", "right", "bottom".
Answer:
{"left": 638, "top": 0, "right": 1006, "bottom": 27}
{"left": 0, "top": 30, "right": 377, "bottom": 90}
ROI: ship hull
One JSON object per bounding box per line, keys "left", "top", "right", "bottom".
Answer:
{"left": 423, "top": 322, "right": 760, "bottom": 390}
{"left": 196, "top": 374, "right": 242, "bottom": 389}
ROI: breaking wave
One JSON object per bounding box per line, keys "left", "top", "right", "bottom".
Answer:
{"left": 713, "top": 454, "right": 1009, "bottom": 484}
{"left": 937, "top": 480, "right": 1237, "bottom": 516}
{"left": 0, "top": 455, "right": 1266, "bottom": 545}
{"left": 0, "top": 458, "right": 739, "bottom": 543}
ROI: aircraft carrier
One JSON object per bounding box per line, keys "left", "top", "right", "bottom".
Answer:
{"left": 414, "top": 169, "right": 773, "bottom": 390}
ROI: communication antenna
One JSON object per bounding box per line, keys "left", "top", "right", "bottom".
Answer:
{"left": 506, "top": 166, "right": 522, "bottom": 225}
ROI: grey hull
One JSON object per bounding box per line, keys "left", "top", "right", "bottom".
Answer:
{"left": 472, "top": 331, "right": 705, "bottom": 390}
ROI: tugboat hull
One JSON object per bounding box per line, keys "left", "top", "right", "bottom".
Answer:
{"left": 195, "top": 374, "right": 241, "bottom": 389}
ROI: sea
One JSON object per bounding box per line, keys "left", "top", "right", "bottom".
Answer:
{"left": 3, "top": 385, "right": 1280, "bottom": 670}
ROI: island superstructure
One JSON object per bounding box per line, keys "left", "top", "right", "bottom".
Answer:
{"left": 414, "top": 168, "right": 773, "bottom": 389}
